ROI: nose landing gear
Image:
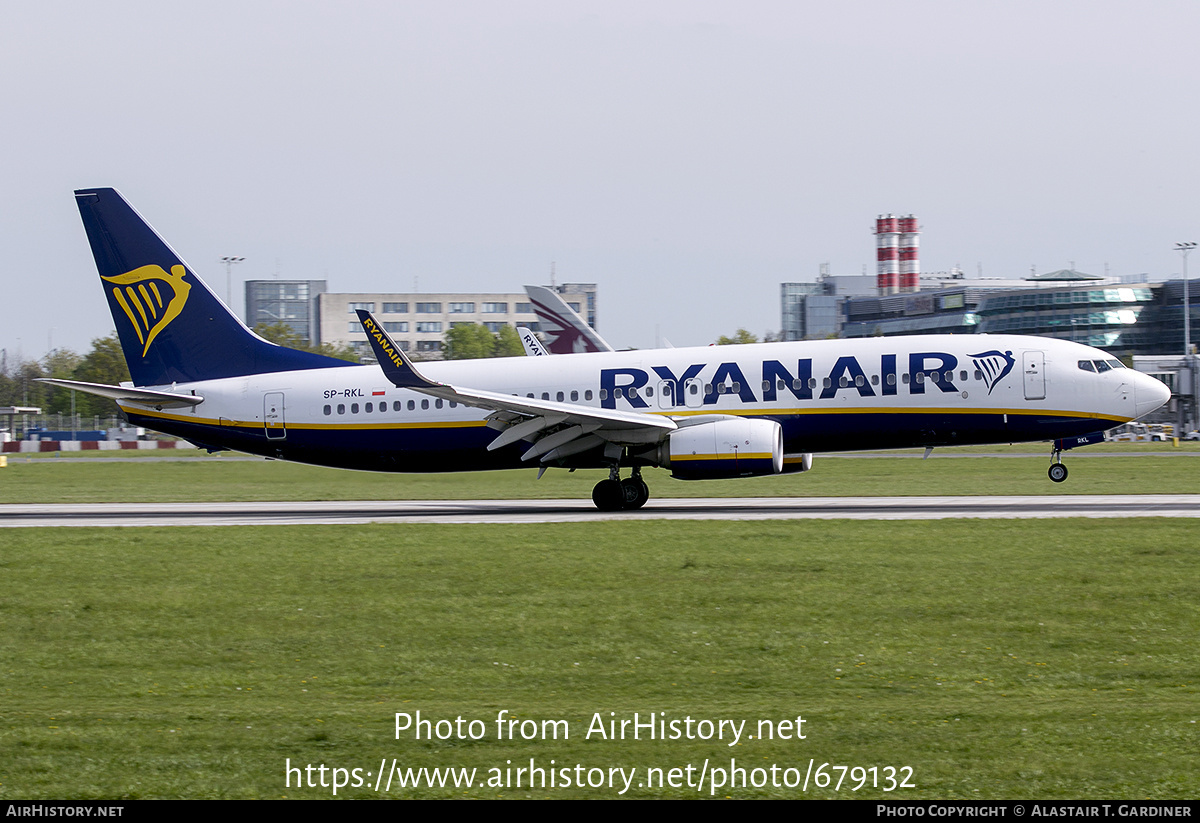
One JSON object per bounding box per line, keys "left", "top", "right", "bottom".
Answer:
{"left": 592, "top": 465, "right": 650, "bottom": 511}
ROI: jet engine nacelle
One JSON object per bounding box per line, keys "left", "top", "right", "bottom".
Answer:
{"left": 662, "top": 417, "right": 783, "bottom": 480}
{"left": 782, "top": 452, "right": 813, "bottom": 474}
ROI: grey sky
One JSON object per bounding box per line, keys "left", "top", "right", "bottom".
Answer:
{"left": 3, "top": 0, "right": 1198, "bottom": 358}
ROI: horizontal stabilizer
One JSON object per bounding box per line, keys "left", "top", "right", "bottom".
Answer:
{"left": 38, "top": 378, "right": 204, "bottom": 409}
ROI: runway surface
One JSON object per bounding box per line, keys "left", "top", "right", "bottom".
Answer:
{"left": 3, "top": 495, "right": 1199, "bottom": 526}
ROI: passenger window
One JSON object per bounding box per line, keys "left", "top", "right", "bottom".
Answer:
{"left": 887, "top": 374, "right": 896, "bottom": 386}
{"left": 435, "top": 399, "right": 443, "bottom": 409}
{"left": 763, "top": 381, "right": 771, "bottom": 392}
{"left": 808, "top": 377, "right": 817, "bottom": 389}
{"left": 450, "top": 402, "right": 457, "bottom": 408}
{"left": 871, "top": 374, "right": 879, "bottom": 385}
{"left": 614, "top": 388, "right": 623, "bottom": 398}
{"left": 571, "top": 391, "right": 579, "bottom": 401}
{"left": 407, "top": 400, "right": 415, "bottom": 410}
{"left": 839, "top": 376, "right": 848, "bottom": 388}
{"left": 337, "top": 404, "right": 345, "bottom": 414}
{"left": 902, "top": 373, "right": 910, "bottom": 384}
{"left": 599, "top": 389, "right": 608, "bottom": 400}
{"left": 556, "top": 391, "right": 564, "bottom": 402}
{"left": 732, "top": 383, "right": 740, "bottom": 392}
{"left": 823, "top": 378, "right": 831, "bottom": 388}
{"left": 542, "top": 392, "right": 550, "bottom": 400}
{"left": 585, "top": 390, "right": 593, "bottom": 401}
{"left": 717, "top": 384, "right": 726, "bottom": 394}
{"left": 915, "top": 373, "right": 924, "bottom": 384}
{"left": 974, "top": 370, "right": 983, "bottom": 380}
{"left": 323, "top": 405, "right": 332, "bottom": 416}
{"left": 351, "top": 403, "right": 359, "bottom": 413}
{"left": 855, "top": 375, "right": 864, "bottom": 387}
{"left": 365, "top": 402, "right": 373, "bottom": 413}
{"left": 393, "top": 401, "right": 401, "bottom": 411}
{"left": 960, "top": 370, "right": 968, "bottom": 382}
{"left": 689, "top": 384, "right": 699, "bottom": 395}
{"left": 791, "top": 379, "right": 801, "bottom": 390}
{"left": 421, "top": 399, "right": 429, "bottom": 409}
{"left": 645, "top": 387, "right": 653, "bottom": 397}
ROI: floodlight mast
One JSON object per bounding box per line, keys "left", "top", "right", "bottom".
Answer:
{"left": 1176, "top": 242, "right": 1198, "bottom": 434}
{"left": 221, "top": 256, "right": 245, "bottom": 309}
{"left": 1177, "top": 243, "right": 1197, "bottom": 356}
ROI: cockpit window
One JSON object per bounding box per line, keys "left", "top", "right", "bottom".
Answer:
{"left": 1078, "top": 360, "right": 1096, "bottom": 372}
{"left": 1094, "top": 360, "right": 1112, "bottom": 373}
{"left": 1106, "top": 359, "right": 1124, "bottom": 369}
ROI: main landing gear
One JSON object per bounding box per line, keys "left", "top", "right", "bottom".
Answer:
{"left": 592, "top": 465, "right": 650, "bottom": 511}
{"left": 1048, "top": 449, "right": 1068, "bottom": 483}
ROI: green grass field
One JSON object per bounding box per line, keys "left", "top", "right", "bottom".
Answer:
{"left": 2, "top": 517, "right": 1198, "bottom": 799}
{"left": 3, "top": 444, "right": 1200, "bottom": 503}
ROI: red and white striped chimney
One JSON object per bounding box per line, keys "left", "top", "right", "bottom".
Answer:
{"left": 875, "top": 214, "right": 900, "bottom": 295}
{"left": 898, "top": 214, "right": 920, "bottom": 293}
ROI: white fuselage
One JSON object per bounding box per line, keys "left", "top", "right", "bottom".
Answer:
{"left": 118, "top": 334, "right": 1168, "bottom": 473}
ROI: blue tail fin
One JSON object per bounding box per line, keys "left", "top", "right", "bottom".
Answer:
{"left": 74, "top": 188, "right": 347, "bottom": 386}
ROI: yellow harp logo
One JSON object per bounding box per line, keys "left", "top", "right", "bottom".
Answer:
{"left": 101, "top": 265, "right": 192, "bottom": 357}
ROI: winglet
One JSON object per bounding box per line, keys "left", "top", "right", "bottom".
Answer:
{"left": 516, "top": 327, "right": 549, "bottom": 357}
{"left": 356, "top": 309, "right": 437, "bottom": 389}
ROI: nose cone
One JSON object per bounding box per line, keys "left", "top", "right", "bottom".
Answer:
{"left": 1132, "top": 371, "right": 1172, "bottom": 419}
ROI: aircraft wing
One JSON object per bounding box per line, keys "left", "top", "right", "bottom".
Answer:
{"left": 356, "top": 311, "right": 673, "bottom": 464}
{"left": 37, "top": 378, "right": 204, "bottom": 409}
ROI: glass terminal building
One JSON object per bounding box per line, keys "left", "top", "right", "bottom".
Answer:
{"left": 825, "top": 277, "right": 1198, "bottom": 430}
{"left": 838, "top": 280, "right": 1194, "bottom": 360}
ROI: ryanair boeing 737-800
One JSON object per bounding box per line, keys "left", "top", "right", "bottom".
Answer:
{"left": 44, "top": 188, "right": 1171, "bottom": 510}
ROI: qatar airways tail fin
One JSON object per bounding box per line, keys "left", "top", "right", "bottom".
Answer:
{"left": 523, "top": 285, "right": 614, "bottom": 354}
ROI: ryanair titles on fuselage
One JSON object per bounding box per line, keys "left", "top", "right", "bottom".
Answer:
{"left": 598, "top": 349, "right": 1015, "bottom": 410}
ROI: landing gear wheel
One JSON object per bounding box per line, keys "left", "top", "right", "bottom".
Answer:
{"left": 1048, "top": 463, "right": 1068, "bottom": 483}
{"left": 592, "top": 478, "right": 624, "bottom": 511}
{"left": 620, "top": 477, "right": 650, "bottom": 509}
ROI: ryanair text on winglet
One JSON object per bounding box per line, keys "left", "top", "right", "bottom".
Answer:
{"left": 361, "top": 316, "right": 404, "bottom": 369}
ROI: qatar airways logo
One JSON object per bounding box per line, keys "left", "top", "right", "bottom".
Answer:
{"left": 599, "top": 351, "right": 979, "bottom": 410}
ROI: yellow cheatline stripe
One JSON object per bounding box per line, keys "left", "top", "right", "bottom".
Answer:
{"left": 672, "top": 452, "right": 773, "bottom": 462}
{"left": 123, "top": 403, "right": 1130, "bottom": 432}
{"left": 120, "top": 406, "right": 489, "bottom": 430}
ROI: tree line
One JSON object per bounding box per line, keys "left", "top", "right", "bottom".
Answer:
{"left": 0, "top": 334, "right": 131, "bottom": 417}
